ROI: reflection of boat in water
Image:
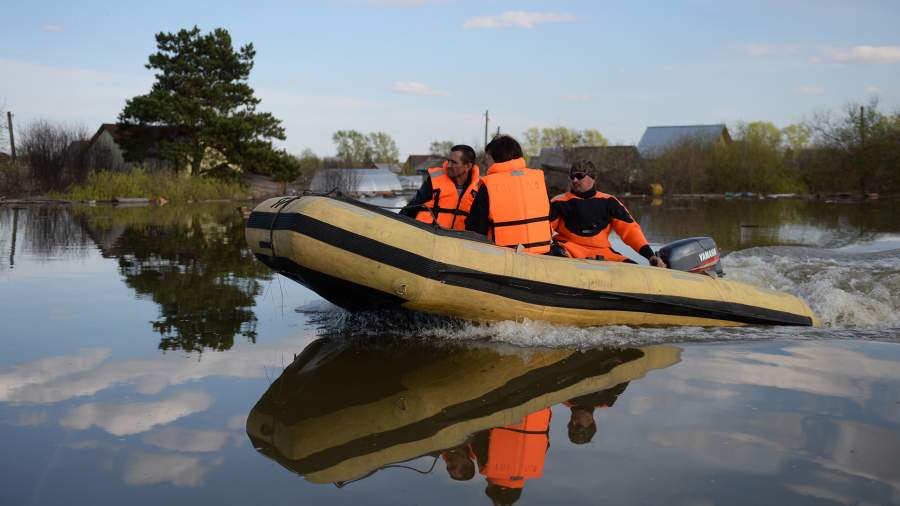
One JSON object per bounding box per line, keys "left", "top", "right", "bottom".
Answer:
{"left": 246, "top": 338, "right": 680, "bottom": 485}
{"left": 246, "top": 196, "right": 817, "bottom": 327}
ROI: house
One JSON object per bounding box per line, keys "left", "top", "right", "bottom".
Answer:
{"left": 86, "top": 123, "right": 179, "bottom": 171}
{"left": 637, "top": 124, "right": 731, "bottom": 158}
{"left": 532, "top": 145, "right": 641, "bottom": 195}
{"left": 403, "top": 154, "right": 444, "bottom": 175}
{"left": 309, "top": 168, "right": 403, "bottom": 195}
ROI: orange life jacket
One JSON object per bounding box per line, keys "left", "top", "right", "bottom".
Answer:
{"left": 551, "top": 191, "right": 649, "bottom": 261}
{"left": 480, "top": 158, "right": 552, "bottom": 254}
{"left": 416, "top": 163, "right": 481, "bottom": 230}
{"left": 482, "top": 408, "right": 551, "bottom": 489}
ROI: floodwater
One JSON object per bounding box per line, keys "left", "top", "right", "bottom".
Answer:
{"left": 1, "top": 198, "right": 898, "bottom": 505}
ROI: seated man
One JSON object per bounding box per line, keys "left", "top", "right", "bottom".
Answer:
{"left": 400, "top": 145, "right": 481, "bottom": 230}
{"left": 550, "top": 160, "right": 666, "bottom": 267}
{"left": 465, "top": 135, "right": 552, "bottom": 254}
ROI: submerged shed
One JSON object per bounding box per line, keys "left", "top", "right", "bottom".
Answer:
{"left": 637, "top": 124, "right": 731, "bottom": 158}
{"left": 309, "top": 168, "right": 403, "bottom": 194}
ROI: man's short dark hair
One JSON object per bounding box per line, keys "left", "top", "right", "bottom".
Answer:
{"left": 451, "top": 144, "right": 477, "bottom": 165}
{"left": 485, "top": 135, "right": 523, "bottom": 163}
{"left": 570, "top": 159, "right": 597, "bottom": 177}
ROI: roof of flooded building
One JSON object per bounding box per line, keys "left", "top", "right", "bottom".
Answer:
{"left": 404, "top": 154, "right": 444, "bottom": 174}
{"left": 533, "top": 145, "right": 640, "bottom": 173}
{"left": 371, "top": 162, "right": 403, "bottom": 173}
{"left": 309, "top": 168, "right": 404, "bottom": 193}
{"left": 637, "top": 124, "right": 730, "bottom": 158}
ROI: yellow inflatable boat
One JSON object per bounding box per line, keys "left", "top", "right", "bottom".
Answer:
{"left": 246, "top": 338, "right": 681, "bottom": 484}
{"left": 246, "top": 195, "right": 817, "bottom": 327}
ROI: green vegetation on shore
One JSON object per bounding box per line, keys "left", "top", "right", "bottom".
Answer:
{"left": 52, "top": 169, "right": 250, "bottom": 202}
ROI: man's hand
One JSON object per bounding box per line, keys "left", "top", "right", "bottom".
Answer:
{"left": 649, "top": 255, "right": 667, "bottom": 268}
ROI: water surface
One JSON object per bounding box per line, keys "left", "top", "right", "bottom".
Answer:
{"left": 1, "top": 198, "right": 898, "bottom": 505}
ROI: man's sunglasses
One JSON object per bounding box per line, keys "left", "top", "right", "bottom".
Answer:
{"left": 570, "top": 172, "right": 591, "bottom": 181}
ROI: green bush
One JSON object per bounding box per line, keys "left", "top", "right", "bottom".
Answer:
{"left": 53, "top": 169, "right": 250, "bottom": 202}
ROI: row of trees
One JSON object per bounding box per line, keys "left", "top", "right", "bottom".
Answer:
{"left": 644, "top": 99, "right": 900, "bottom": 195}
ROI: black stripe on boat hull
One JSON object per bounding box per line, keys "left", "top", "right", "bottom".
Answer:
{"left": 249, "top": 210, "right": 812, "bottom": 326}
{"left": 252, "top": 347, "right": 644, "bottom": 475}
{"left": 255, "top": 253, "right": 405, "bottom": 311}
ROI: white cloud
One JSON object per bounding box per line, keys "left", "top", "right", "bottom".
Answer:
{"left": 561, "top": 94, "right": 592, "bottom": 103}
{"left": 59, "top": 391, "right": 213, "bottom": 436}
{"left": 142, "top": 427, "right": 230, "bottom": 453}
{"left": 463, "top": 11, "right": 576, "bottom": 30}
{"left": 41, "top": 24, "right": 62, "bottom": 33}
{"left": 796, "top": 85, "right": 825, "bottom": 96}
{"left": 865, "top": 86, "right": 882, "bottom": 94}
{"left": 824, "top": 46, "right": 900, "bottom": 65}
{"left": 740, "top": 43, "right": 777, "bottom": 57}
{"left": 122, "top": 452, "right": 222, "bottom": 486}
{"left": 389, "top": 81, "right": 449, "bottom": 97}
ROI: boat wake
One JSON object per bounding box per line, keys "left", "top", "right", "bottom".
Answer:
{"left": 297, "top": 236, "right": 900, "bottom": 347}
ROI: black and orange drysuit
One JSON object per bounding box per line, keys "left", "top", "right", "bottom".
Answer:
{"left": 465, "top": 158, "right": 552, "bottom": 254}
{"left": 402, "top": 163, "right": 480, "bottom": 230}
{"left": 550, "top": 189, "right": 654, "bottom": 261}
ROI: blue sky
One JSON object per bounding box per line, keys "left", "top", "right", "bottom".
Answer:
{"left": 2, "top": 0, "right": 898, "bottom": 158}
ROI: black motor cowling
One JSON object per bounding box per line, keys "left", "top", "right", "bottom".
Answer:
{"left": 657, "top": 237, "right": 724, "bottom": 276}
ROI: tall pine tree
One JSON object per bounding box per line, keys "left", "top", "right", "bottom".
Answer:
{"left": 119, "top": 26, "right": 296, "bottom": 179}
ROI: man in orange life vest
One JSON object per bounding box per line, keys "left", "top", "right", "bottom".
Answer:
{"left": 439, "top": 408, "right": 552, "bottom": 505}
{"left": 465, "top": 135, "right": 553, "bottom": 254}
{"left": 400, "top": 145, "right": 481, "bottom": 230}
{"left": 551, "top": 159, "right": 667, "bottom": 267}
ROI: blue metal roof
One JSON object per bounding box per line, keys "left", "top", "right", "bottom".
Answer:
{"left": 637, "top": 124, "right": 729, "bottom": 158}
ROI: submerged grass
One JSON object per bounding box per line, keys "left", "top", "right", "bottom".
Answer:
{"left": 52, "top": 169, "right": 251, "bottom": 202}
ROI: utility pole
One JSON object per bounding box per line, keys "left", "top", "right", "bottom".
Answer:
{"left": 859, "top": 106, "right": 866, "bottom": 193}
{"left": 6, "top": 111, "right": 16, "bottom": 162}
{"left": 9, "top": 207, "right": 19, "bottom": 269}
{"left": 483, "top": 110, "right": 489, "bottom": 149}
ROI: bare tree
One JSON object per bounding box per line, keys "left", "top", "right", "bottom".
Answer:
{"left": 321, "top": 169, "right": 362, "bottom": 195}
{"left": 19, "top": 120, "right": 90, "bottom": 191}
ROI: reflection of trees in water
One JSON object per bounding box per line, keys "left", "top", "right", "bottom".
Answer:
{"left": 0, "top": 206, "right": 94, "bottom": 269}
{"left": 74, "top": 204, "right": 272, "bottom": 353}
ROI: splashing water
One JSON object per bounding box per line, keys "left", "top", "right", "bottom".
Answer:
{"left": 725, "top": 245, "right": 900, "bottom": 329}
{"left": 297, "top": 237, "right": 900, "bottom": 347}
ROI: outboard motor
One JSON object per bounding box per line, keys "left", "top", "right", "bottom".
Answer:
{"left": 657, "top": 237, "right": 724, "bottom": 277}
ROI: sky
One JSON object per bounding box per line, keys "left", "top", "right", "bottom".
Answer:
{"left": 1, "top": 0, "right": 899, "bottom": 159}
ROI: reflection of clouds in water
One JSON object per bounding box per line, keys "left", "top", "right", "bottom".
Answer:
{"left": 59, "top": 391, "right": 212, "bottom": 436}
{"left": 2, "top": 336, "right": 313, "bottom": 405}
{"left": 671, "top": 345, "right": 900, "bottom": 403}
{"left": 0, "top": 348, "right": 112, "bottom": 402}
{"left": 225, "top": 414, "right": 247, "bottom": 431}
{"left": 817, "top": 420, "right": 900, "bottom": 488}
{"left": 646, "top": 344, "right": 900, "bottom": 500}
{"left": 648, "top": 429, "right": 786, "bottom": 474}
{"left": 122, "top": 452, "right": 223, "bottom": 487}
{"left": 142, "top": 427, "right": 230, "bottom": 453}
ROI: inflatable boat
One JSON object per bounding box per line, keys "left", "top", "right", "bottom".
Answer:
{"left": 246, "top": 338, "right": 680, "bottom": 484}
{"left": 246, "top": 195, "right": 817, "bottom": 327}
